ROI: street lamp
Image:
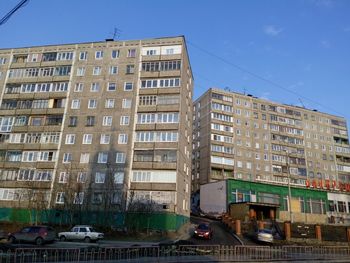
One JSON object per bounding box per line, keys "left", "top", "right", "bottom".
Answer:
{"left": 285, "top": 150, "right": 293, "bottom": 223}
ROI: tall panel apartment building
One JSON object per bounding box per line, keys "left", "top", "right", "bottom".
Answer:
{"left": 193, "top": 88, "right": 350, "bottom": 223}
{"left": 0, "top": 36, "right": 193, "bottom": 226}
{"left": 193, "top": 88, "right": 349, "bottom": 194}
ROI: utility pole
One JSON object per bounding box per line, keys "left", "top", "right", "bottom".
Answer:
{"left": 285, "top": 150, "right": 293, "bottom": 223}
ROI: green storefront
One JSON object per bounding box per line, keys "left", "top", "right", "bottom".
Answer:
{"left": 227, "top": 179, "right": 328, "bottom": 224}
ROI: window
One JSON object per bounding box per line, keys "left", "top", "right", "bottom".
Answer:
{"left": 107, "top": 83, "right": 116, "bottom": 91}
{"left": 79, "top": 51, "right": 87, "bottom": 60}
{"left": 146, "top": 49, "right": 157, "bottom": 56}
{"left": 73, "top": 192, "right": 84, "bottom": 204}
{"left": 65, "top": 134, "right": 75, "bottom": 144}
{"left": 74, "top": 83, "right": 84, "bottom": 92}
{"left": 62, "top": 153, "right": 72, "bottom": 163}
{"left": 56, "top": 192, "right": 65, "bottom": 204}
{"left": 91, "top": 83, "right": 100, "bottom": 92}
{"left": 109, "top": 66, "right": 118, "bottom": 75}
{"left": 122, "top": 98, "right": 132, "bottom": 108}
{"left": 82, "top": 134, "right": 92, "bottom": 144}
{"left": 124, "top": 82, "right": 133, "bottom": 91}
{"left": 98, "top": 152, "right": 108, "bottom": 163}
{"left": 116, "top": 152, "right": 126, "bottom": 163}
{"left": 0, "top": 57, "right": 7, "bottom": 64}
{"left": 105, "top": 99, "right": 115, "bottom": 108}
{"left": 80, "top": 153, "right": 90, "bottom": 163}
{"left": 126, "top": 65, "right": 134, "bottom": 74}
{"left": 102, "top": 116, "right": 112, "bottom": 126}
{"left": 95, "top": 172, "right": 105, "bottom": 183}
{"left": 77, "top": 172, "right": 87, "bottom": 183}
{"left": 111, "top": 50, "right": 119, "bottom": 59}
{"left": 95, "top": 50, "right": 103, "bottom": 59}
{"left": 127, "top": 49, "right": 136, "bottom": 57}
{"left": 120, "top": 116, "right": 130, "bottom": 125}
{"left": 166, "top": 48, "right": 174, "bottom": 55}
{"left": 86, "top": 116, "right": 95, "bottom": 126}
{"left": 71, "top": 99, "right": 80, "bottom": 109}
{"left": 100, "top": 134, "right": 110, "bottom": 144}
{"left": 88, "top": 99, "right": 97, "bottom": 109}
{"left": 76, "top": 67, "right": 85, "bottom": 76}
{"left": 114, "top": 172, "right": 124, "bottom": 184}
{"left": 118, "top": 134, "right": 128, "bottom": 144}
{"left": 92, "top": 66, "right": 101, "bottom": 75}
{"left": 68, "top": 116, "right": 77, "bottom": 127}
{"left": 59, "top": 172, "right": 69, "bottom": 183}
{"left": 92, "top": 192, "right": 103, "bottom": 204}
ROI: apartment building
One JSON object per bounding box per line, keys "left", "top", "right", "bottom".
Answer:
{"left": 0, "top": 36, "right": 193, "bottom": 228}
{"left": 193, "top": 88, "right": 350, "bottom": 223}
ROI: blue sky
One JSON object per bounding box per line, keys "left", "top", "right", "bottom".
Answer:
{"left": 1, "top": 0, "right": 349, "bottom": 123}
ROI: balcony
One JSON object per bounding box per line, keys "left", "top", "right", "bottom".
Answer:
{"left": 130, "top": 182, "right": 176, "bottom": 191}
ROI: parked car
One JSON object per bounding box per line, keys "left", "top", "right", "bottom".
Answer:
{"left": 58, "top": 225, "right": 104, "bottom": 243}
{"left": 8, "top": 226, "right": 56, "bottom": 245}
{"left": 193, "top": 223, "right": 213, "bottom": 239}
{"left": 255, "top": 229, "right": 273, "bottom": 243}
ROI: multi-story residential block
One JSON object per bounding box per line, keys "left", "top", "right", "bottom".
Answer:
{"left": 193, "top": 88, "right": 350, "bottom": 224}
{"left": 0, "top": 36, "right": 193, "bottom": 229}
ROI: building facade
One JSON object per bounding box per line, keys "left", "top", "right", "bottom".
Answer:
{"left": 0, "top": 36, "right": 193, "bottom": 227}
{"left": 193, "top": 88, "right": 350, "bottom": 223}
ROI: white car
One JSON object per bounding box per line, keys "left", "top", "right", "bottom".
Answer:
{"left": 58, "top": 225, "right": 104, "bottom": 243}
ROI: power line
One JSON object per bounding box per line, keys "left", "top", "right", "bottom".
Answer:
{"left": 0, "top": 0, "right": 29, "bottom": 26}
{"left": 187, "top": 40, "right": 347, "bottom": 118}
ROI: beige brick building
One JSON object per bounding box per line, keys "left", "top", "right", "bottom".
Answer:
{"left": 193, "top": 88, "right": 349, "bottom": 194}
{"left": 0, "top": 36, "right": 193, "bottom": 222}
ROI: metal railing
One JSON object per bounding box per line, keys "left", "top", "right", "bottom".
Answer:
{"left": 0, "top": 245, "right": 350, "bottom": 262}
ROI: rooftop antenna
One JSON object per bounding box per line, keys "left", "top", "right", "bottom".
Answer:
{"left": 111, "top": 27, "right": 122, "bottom": 40}
{"left": 298, "top": 98, "right": 306, "bottom": 108}
{"left": 243, "top": 88, "right": 246, "bottom": 95}
{"left": 224, "top": 86, "right": 231, "bottom": 92}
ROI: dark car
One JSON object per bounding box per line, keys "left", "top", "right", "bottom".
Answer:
{"left": 193, "top": 223, "right": 213, "bottom": 239}
{"left": 8, "top": 226, "right": 56, "bottom": 245}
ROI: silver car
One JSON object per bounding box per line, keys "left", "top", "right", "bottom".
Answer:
{"left": 58, "top": 225, "right": 104, "bottom": 243}
{"left": 256, "top": 229, "right": 273, "bottom": 243}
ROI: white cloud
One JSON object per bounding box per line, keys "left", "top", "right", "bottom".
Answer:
{"left": 263, "top": 25, "right": 284, "bottom": 37}
{"left": 320, "top": 40, "right": 331, "bottom": 48}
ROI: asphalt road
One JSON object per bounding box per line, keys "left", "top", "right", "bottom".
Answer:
{"left": 189, "top": 216, "right": 241, "bottom": 245}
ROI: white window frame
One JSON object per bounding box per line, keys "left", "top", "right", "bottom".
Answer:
{"left": 65, "top": 134, "right": 76, "bottom": 144}
{"left": 88, "top": 99, "right": 97, "bottom": 109}
{"left": 80, "top": 153, "right": 90, "bottom": 163}
{"left": 118, "top": 134, "right": 128, "bottom": 144}
{"left": 82, "top": 134, "right": 92, "bottom": 144}
{"left": 120, "top": 116, "right": 130, "bottom": 126}
{"left": 100, "top": 134, "right": 111, "bottom": 144}
{"left": 122, "top": 98, "right": 132, "bottom": 108}
{"left": 124, "top": 82, "right": 133, "bottom": 91}
{"left": 102, "top": 116, "right": 112, "bottom": 126}
{"left": 105, "top": 99, "right": 115, "bottom": 108}
{"left": 95, "top": 172, "right": 106, "bottom": 183}
{"left": 97, "top": 152, "right": 108, "bottom": 163}
{"left": 116, "top": 152, "right": 126, "bottom": 163}
{"left": 95, "top": 50, "right": 103, "bottom": 59}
